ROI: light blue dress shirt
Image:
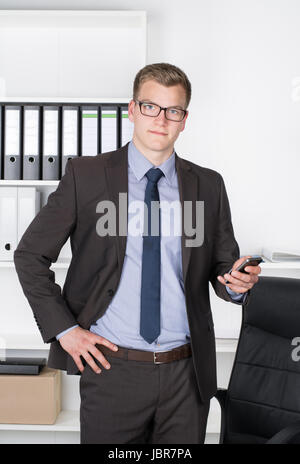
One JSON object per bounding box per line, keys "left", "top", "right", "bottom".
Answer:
{"left": 56, "top": 140, "right": 246, "bottom": 347}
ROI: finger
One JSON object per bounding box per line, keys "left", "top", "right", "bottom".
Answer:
{"left": 233, "top": 270, "right": 259, "bottom": 284}
{"left": 217, "top": 273, "right": 250, "bottom": 288}
{"left": 226, "top": 283, "right": 249, "bottom": 293}
{"left": 232, "top": 270, "right": 259, "bottom": 285}
{"left": 93, "top": 335, "right": 119, "bottom": 352}
{"left": 217, "top": 275, "right": 228, "bottom": 285}
{"left": 224, "top": 273, "right": 252, "bottom": 289}
{"left": 82, "top": 352, "right": 102, "bottom": 374}
{"left": 90, "top": 345, "right": 111, "bottom": 371}
{"left": 73, "top": 354, "right": 85, "bottom": 373}
{"left": 217, "top": 274, "right": 240, "bottom": 286}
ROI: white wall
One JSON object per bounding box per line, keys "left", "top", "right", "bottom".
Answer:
{"left": 1, "top": 0, "right": 299, "bottom": 255}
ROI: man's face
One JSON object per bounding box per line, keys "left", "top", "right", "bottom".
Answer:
{"left": 128, "top": 80, "right": 189, "bottom": 154}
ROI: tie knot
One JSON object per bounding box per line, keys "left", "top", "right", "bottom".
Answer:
{"left": 146, "top": 167, "right": 164, "bottom": 185}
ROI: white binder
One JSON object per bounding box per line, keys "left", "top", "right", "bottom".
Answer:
{"left": 0, "top": 187, "right": 18, "bottom": 260}
{"left": 101, "top": 106, "right": 117, "bottom": 153}
{"left": 81, "top": 107, "right": 99, "bottom": 156}
{"left": 4, "top": 107, "right": 21, "bottom": 180}
{"left": 17, "top": 187, "right": 41, "bottom": 243}
{"left": 43, "top": 106, "right": 60, "bottom": 180}
{"left": 0, "top": 106, "right": 3, "bottom": 180}
{"left": 62, "top": 106, "right": 79, "bottom": 176}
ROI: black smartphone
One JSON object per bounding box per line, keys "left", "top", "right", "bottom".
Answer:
{"left": 225, "top": 255, "right": 264, "bottom": 284}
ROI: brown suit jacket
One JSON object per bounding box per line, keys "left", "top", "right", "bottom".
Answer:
{"left": 14, "top": 142, "right": 250, "bottom": 403}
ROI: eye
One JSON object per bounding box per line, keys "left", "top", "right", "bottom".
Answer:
{"left": 143, "top": 103, "right": 154, "bottom": 110}
{"left": 169, "top": 108, "right": 179, "bottom": 114}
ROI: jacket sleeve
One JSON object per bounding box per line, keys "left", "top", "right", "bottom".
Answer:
{"left": 14, "top": 159, "right": 79, "bottom": 343}
{"left": 209, "top": 173, "right": 250, "bottom": 306}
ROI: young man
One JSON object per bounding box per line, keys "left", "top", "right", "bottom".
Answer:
{"left": 14, "top": 63, "right": 261, "bottom": 444}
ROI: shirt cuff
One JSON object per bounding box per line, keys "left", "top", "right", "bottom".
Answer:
{"left": 56, "top": 324, "right": 79, "bottom": 340}
{"left": 226, "top": 286, "right": 247, "bottom": 302}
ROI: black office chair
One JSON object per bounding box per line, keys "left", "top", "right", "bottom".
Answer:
{"left": 215, "top": 276, "right": 300, "bottom": 444}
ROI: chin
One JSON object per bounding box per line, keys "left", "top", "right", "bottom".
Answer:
{"left": 146, "top": 138, "right": 169, "bottom": 150}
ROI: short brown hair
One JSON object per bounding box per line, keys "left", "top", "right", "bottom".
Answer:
{"left": 133, "top": 62, "right": 192, "bottom": 109}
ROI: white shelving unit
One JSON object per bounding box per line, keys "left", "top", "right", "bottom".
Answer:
{"left": 0, "top": 8, "right": 148, "bottom": 445}
{"left": 0, "top": 10, "right": 147, "bottom": 100}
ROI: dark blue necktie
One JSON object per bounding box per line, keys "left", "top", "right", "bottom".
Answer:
{"left": 140, "top": 167, "right": 165, "bottom": 344}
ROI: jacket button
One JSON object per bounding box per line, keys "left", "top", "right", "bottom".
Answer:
{"left": 107, "top": 289, "right": 114, "bottom": 296}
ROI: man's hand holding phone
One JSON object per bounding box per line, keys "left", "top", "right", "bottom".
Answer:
{"left": 58, "top": 326, "right": 119, "bottom": 374}
{"left": 217, "top": 255, "right": 262, "bottom": 293}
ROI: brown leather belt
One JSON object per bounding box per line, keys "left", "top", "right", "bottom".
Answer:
{"left": 96, "top": 342, "right": 192, "bottom": 364}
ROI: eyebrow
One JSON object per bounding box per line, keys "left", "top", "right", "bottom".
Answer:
{"left": 140, "top": 99, "right": 185, "bottom": 110}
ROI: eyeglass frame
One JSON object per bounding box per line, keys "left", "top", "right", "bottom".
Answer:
{"left": 134, "top": 99, "right": 188, "bottom": 122}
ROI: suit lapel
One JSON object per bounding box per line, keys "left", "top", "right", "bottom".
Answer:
{"left": 175, "top": 154, "right": 198, "bottom": 285}
{"left": 104, "top": 142, "right": 198, "bottom": 286}
{"left": 104, "top": 143, "right": 129, "bottom": 284}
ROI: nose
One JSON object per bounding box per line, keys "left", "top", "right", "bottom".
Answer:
{"left": 155, "top": 109, "right": 168, "bottom": 123}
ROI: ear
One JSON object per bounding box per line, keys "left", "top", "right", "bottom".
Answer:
{"left": 180, "top": 110, "right": 189, "bottom": 132}
{"left": 128, "top": 99, "right": 136, "bottom": 122}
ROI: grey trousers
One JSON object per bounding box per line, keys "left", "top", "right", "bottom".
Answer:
{"left": 79, "top": 349, "right": 210, "bottom": 444}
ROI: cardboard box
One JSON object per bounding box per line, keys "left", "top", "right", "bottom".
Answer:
{"left": 0, "top": 366, "right": 61, "bottom": 424}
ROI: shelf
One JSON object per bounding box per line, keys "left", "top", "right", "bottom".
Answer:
{"left": 215, "top": 339, "right": 237, "bottom": 353}
{"left": 1, "top": 97, "right": 131, "bottom": 104}
{"left": 0, "top": 180, "right": 60, "bottom": 186}
{"left": 0, "top": 10, "right": 146, "bottom": 100}
{"left": 0, "top": 333, "right": 48, "bottom": 350}
{"left": 0, "top": 410, "right": 79, "bottom": 432}
{"left": 0, "top": 9, "right": 146, "bottom": 27}
{"left": 260, "top": 256, "right": 300, "bottom": 269}
{"left": 0, "top": 407, "right": 221, "bottom": 434}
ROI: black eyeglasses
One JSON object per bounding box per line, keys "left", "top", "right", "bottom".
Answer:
{"left": 134, "top": 100, "right": 187, "bottom": 122}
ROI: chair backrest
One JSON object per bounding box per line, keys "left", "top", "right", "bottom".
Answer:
{"left": 224, "top": 276, "right": 300, "bottom": 444}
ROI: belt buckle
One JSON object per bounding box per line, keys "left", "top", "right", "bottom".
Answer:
{"left": 153, "top": 349, "right": 169, "bottom": 364}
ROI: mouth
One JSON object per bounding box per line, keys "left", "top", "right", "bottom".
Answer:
{"left": 149, "top": 130, "right": 167, "bottom": 136}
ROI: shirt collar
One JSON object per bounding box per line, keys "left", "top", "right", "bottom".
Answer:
{"left": 128, "top": 139, "right": 176, "bottom": 186}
